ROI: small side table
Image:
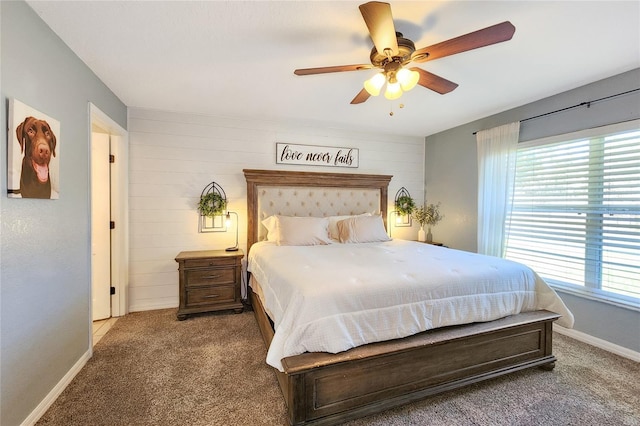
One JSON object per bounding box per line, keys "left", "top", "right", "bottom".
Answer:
{"left": 175, "top": 249, "right": 244, "bottom": 320}
{"left": 415, "top": 240, "right": 445, "bottom": 247}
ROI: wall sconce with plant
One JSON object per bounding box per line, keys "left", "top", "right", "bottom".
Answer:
{"left": 197, "top": 182, "right": 228, "bottom": 233}
{"left": 197, "top": 181, "right": 240, "bottom": 251}
{"left": 393, "top": 187, "right": 415, "bottom": 227}
{"left": 413, "top": 202, "right": 444, "bottom": 243}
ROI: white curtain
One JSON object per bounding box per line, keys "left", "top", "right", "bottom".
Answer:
{"left": 476, "top": 122, "right": 520, "bottom": 257}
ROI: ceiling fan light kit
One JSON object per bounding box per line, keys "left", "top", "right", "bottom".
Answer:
{"left": 363, "top": 72, "right": 386, "bottom": 96}
{"left": 385, "top": 81, "right": 403, "bottom": 100}
{"left": 364, "top": 62, "right": 420, "bottom": 99}
{"left": 293, "top": 1, "right": 515, "bottom": 106}
{"left": 397, "top": 68, "right": 419, "bottom": 91}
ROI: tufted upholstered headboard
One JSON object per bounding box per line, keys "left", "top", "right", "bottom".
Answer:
{"left": 243, "top": 169, "right": 392, "bottom": 253}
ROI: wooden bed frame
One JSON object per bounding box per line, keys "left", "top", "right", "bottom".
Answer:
{"left": 243, "top": 169, "right": 559, "bottom": 426}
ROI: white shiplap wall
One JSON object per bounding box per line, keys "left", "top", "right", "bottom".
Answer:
{"left": 128, "top": 108, "right": 425, "bottom": 312}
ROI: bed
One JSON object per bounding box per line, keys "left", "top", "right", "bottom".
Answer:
{"left": 243, "top": 169, "right": 573, "bottom": 426}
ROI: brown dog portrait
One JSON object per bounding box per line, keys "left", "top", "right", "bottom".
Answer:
{"left": 15, "top": 116, "right": 57, "bottom": 198}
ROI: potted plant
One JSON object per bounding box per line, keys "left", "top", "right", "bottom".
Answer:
{"left": 197, "top": 192, "right": 227, "bottom": 217}
{"left": 412, "top": 202, "right": 444, "bottom": 242}
{"left": 395, "top": 195, "right": 416, "bottom": 216}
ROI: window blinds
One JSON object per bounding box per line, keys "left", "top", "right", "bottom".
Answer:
{"left": 504, "top": 127, "right": 640, "bottom": 303}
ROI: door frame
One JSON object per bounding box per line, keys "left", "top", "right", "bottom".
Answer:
{"left": 89, "top": 103, "right": 129, "bottom": 320}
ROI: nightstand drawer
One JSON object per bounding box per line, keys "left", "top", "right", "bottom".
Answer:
{"left": 186, "top": 268, "right": 235, "bottom": 286}
{"left": 186, "top": 285, "right": 235, "bottom": 306}
{"left": 183, "top": 257, "right": 237, "bottom": 269}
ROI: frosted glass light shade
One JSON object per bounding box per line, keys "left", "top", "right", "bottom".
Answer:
{"left": 363, "top": 73, "right": 386, "bottom": 96}
{"left": 384, "top": 81, "right": 403, "bottom": 100}
{"left": 397, "top": 68, "right": 420, "bottom": 91}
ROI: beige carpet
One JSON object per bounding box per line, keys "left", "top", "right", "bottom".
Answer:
{"left": 37, "top": 308, "right": 639, "bottom": 426}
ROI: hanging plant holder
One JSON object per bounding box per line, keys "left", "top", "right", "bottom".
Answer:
{"left": 394, "top": 187, "right": 414, "bottom": 227}
{"left": 198, "top": 182, "right": 228, "bottom": 233}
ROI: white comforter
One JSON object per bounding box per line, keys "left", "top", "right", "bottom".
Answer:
{"left": 248, "top": 239, "right": 574, "bottom": 372}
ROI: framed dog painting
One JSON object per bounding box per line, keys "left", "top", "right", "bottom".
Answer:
{"left": 7, "top": 99, "right": 60, "bottom": 199}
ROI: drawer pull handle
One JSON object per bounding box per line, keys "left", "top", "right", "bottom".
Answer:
{"left": 204, "top": 275, "right": 221, "bottom": 279}
{"left": 203, "top": 294, "right": 220, "bottom": 299}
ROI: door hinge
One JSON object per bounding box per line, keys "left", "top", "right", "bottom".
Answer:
{"left": 109, "top": 154, "right": 115, "bottom": 163}
{"left": 110, "top": 286, "right": 116, "bottom": 295}
{"left": 110, "top": 221, "right": 115, "bottom": 229}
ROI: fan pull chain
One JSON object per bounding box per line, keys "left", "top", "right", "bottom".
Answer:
{"left": 389, "top": 103, "right": 405, "bottom": 116}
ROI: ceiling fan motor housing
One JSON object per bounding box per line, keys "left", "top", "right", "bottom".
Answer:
{"left": 370, "top": 33, "right": 416, "bottom": 67}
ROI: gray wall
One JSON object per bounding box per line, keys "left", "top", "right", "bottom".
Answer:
{"left": 0, "top": 2, "right": 127, "bottom": 425}
{"left": 425, "top": 68, "right": 640, "bottom": 352}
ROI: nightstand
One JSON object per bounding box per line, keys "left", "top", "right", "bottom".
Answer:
{"left": 415, "top": 240, "right": 445, "bottom": 247}
{"left": 175, "top": 249, "right": 244, "bottom": 320}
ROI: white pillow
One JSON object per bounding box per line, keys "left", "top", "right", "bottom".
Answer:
{"left": 275, "top": 215, "right": 332, "bottom": 246}
{"left": 336, "top": 215, "right": 390, "bottom": 244}
{"left": 261, "top": 215, "right": 278, "bottom": 241}
{"left": 328, "top": 213, "right": 371, "bottom": 241}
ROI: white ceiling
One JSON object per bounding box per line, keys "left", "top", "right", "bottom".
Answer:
{"left": 26, "top": 1, "right": 640, "bottom": 138}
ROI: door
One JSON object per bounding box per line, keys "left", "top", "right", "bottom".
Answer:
{"left": 90, "top": 103, "right": 129, "bottom": 320}
{"left": 91, "top": 131, "right": 111, "bottom": 321}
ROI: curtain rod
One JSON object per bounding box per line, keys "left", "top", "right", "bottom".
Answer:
{"left": 472, "top": 87, "right": 640, "bottom": 135}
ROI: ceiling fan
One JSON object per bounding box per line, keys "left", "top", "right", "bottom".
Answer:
{"left": 294, "top": 1, "right": 515, "bottom": 104}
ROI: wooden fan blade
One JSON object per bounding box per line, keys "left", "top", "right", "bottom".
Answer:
{"left": 294, "top": 64, "right": 373, "bottom": 76}
{"left": 351, "top": 88, "right": 371, "bottom": 104}
{"left": 412, "top": 21, "right": 516, "bottom": 63}
{"left": 359, "top": 2, "right": 399, "bottom": 57}
{"left": 412, "top": 68, "right": 459, "bottom": 94}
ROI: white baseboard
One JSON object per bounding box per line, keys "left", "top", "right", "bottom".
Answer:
{"left": 128, "top": 301, "right": 177, "bottom": 313}
{"left": 554, "top": 324, "right": 640, "bottom": 362}
{"left": 21, "top": 349, "right": 92, "bottom": 426}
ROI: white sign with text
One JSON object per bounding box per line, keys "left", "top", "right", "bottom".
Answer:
{"left": 276, "top": 143, "right": 359, "bottom": 168}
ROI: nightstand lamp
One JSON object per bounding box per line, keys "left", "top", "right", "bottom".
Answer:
{"left": 225, "top": 211, "right": 239, "bottom": 252}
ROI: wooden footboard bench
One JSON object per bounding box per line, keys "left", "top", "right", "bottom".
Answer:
{"left": 250, "top": 287, "right": 558, "bottom": 426}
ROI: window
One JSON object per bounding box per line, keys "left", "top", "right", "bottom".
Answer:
{"left": 504, "top": 121, "right": 640, "bottom": 308}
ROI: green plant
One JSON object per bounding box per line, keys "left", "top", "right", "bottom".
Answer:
{"left": 197, "top": 192, "right": 227, "bottom": 217}
{"left": 412, "top": 202, "right": 444, "bottom": 227}
{"left": 395, "top": 195, "right": 416, "bottom": 216}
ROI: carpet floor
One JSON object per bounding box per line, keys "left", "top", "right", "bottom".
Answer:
{"left": 37, "top": 308, "right": 639, "bottom": 426}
